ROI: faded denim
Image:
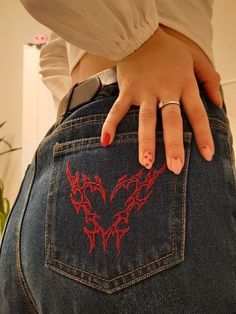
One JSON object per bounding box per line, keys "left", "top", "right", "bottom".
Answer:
{"left": 0, "top": 81, "right": 236, "bottom": 314}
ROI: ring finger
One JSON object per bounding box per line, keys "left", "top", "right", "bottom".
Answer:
{"left": 160, "top": 99, "right": 184, "bottom": 174}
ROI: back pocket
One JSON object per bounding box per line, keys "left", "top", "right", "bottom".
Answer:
{"left": 45, "top": 131, "right": 192, "bottom": 294}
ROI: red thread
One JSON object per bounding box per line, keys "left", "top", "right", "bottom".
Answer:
{"left": 66, "top": 160, "right": 166, "bottom": 255}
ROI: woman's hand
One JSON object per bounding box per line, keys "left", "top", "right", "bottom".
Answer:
{"left": 100, "top": 27, "right": 222, "bottom": 174}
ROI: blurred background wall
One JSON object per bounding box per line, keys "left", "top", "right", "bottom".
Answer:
{"left": 212, "top": 0, "right": 236, "bottom": 140}
{"left": 0, "top": 0, "right": 235, "bottom": 206}
{"left": 0, "top": 1, "right": 49, "bottom": 206}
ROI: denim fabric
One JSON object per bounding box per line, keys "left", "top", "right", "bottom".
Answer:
{"left": 0, "top": 82, "right": 236, "bottom": 314}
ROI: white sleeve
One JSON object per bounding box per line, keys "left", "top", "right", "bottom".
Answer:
{"left": 39, "top": 32, "right": 72, "bottom": 108}
{"left": 20, "top": 0, "right": 159, "bottom": 61}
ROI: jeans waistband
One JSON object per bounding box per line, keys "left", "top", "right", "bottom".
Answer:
{"left": 55, "top": 66, "right": 228, "bottom": 129}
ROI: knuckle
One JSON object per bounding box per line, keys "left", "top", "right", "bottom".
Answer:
{"left": 119, "top": 88, "right": 133, "bottom": 99}
{"left": 164, "top": 107, "right": 180, "bottom": 122}
{"left": 140, "top": 107, "right": 155, "bottom": 120}
{"left": 208, "top": 70, "right": 221, "bottom": 84}
{"left": 110, "top": 101, "right": 122, "bottom": 115}
{"left": 158, "top": 77, "right": 172, "bottom": 88}
{"left": 139, "top": 136, "right": 154, "bottom": 144}
{"left": 165, "top": 142, "right": 184, "bottom": 157}
{"left": 184, "top": 76, "right": 196, "bottom": 87}
{"left": 196, "top": 128, "right": 212, "bottom": 139}
{"left": 189, "top": 105, "right": 207, "bottom": 122}
{"left": 165, "top": 142, "right": 181, "bottom": 150}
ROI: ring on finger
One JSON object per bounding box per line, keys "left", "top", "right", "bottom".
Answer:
{"left": 158, "top": 100, "right": 181, "bottom": 110}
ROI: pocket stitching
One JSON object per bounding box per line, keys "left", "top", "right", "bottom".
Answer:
{"left": 57, "top": 111, "right": 139, "bottom": 133}
{"left": 53, "top": 132, "right": 192, "bottom": 156}
{"left": 46, "top": 257, "right": 183, "bottom": 294}
{"left": 47, "top": 161, "right": 179, "bottom": 282}
{"left": 45, "top": 134, "right": 192, "bottom": 293}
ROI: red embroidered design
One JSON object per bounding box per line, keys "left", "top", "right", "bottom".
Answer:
{"left": 66, "top": 160, "right": 166, "bottom": 254}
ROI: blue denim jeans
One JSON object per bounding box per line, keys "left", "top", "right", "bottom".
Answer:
{"left": 0, "top": 81, "right": 236, "bottom": 314}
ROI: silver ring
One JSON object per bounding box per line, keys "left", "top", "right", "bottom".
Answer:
{"left": 158, "top": 100, "right": 181, "bottom": 110}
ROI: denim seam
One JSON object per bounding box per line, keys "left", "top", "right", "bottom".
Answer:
{"left": 39, "top": 112, "right": 228, "bottom": 150}
{"left": 57, "top": 111, "right": 139, "bottom": 132}
{"left": 45, "top": 136, "right": 191, "bottom": 293}
{"left": 47, "top": 168, "right": 183, "bottom": 293}
{"left": 209, "top": 122, "right": 229, "bottom": 133}
{"left": 227, "top": 132, "right": 236, "bottom": 192}
{"left": 47, "top": 258, "right": 183, "bottom": 294}
{"left": 45, "top": 159, "right": 61, "bottom": 266}
{"left": 49, "top": 229, "right": 176, "bottom": 282}
{"left": 15, "top": 160, "right": 39, "bottom": 314}
{"left": 47, "top": 221, "right": 178, "bottom": 289}
{"left": 51, "top": 117, "right": 227, "bottom": 138}
{"left": 0, "top": 165, "right": 31, "bottom": 252}
{"left": 60, "top": 113, "right": 227, "bottom": 130}
{"left": 54, "top": 138, "right": 140, "bottom": 155}
{"left": 55, "top": 114, "right": 228, "bottom": 134}
{"left": 47, "top": 162, "right": 178, "bottom": 282}
{"left": 53, "top": 133, "right": 192, "bottom": 156}
{"left": 209, "top": 117, "right": 228, "bottom": 125}
{"left": 38, "top": 111, "right": 140, "bottom": 146}
{"left": 59, "top": 116, "right": 107, "bottom": 131}
{"left": 180, "top": 136, "right": 191, "bottom": 258}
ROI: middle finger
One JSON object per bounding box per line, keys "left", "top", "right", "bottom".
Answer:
{"left": 138, "top": 98, "right": 157, "bottom": 169}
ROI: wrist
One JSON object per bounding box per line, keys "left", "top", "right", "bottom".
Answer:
{"left": 159, "top": 24, "right": 214, "bottom": 68}
{"left": 119, "top": 26, "right": 165, "bottom": 62}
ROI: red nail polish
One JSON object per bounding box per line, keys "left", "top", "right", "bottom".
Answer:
{"left": 142, "top": 151, "right": 153, "bottom": 169}
{"left": 101, "top": 132, "right": 110, "bottom": 147}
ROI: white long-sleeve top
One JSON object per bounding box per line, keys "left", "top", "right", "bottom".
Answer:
{"left": 21, "top": 0, "right": 215, "bottom": 107}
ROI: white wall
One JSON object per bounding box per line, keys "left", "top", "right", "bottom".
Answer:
{"left": 212, "top": 0, "right": 236, "bottom": 145}
{"left": 0, "top": 1, "right": 49, "bottom": 205}
{"left": 0, "top": 0, "right": 235, "bottom": 206}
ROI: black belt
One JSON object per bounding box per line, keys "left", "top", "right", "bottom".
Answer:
{"left": 56, "top": 67, "right": 118, "bottom": 124}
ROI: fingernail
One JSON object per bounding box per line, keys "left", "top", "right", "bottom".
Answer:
{"left": 202, "top": 145, "right": 213, "bottom": 161}
{"left": 142, "top": 151, "right": 153, "bottom": 169}
{"left": 101, "top": 132, "right": 110, "bottom": 147}
{"left": 170, "top": 157, "right": 182, "bottom": 175}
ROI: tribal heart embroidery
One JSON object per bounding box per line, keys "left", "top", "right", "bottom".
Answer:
{"left": 66, "top": 160, "right": 167, "bottom": 255}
